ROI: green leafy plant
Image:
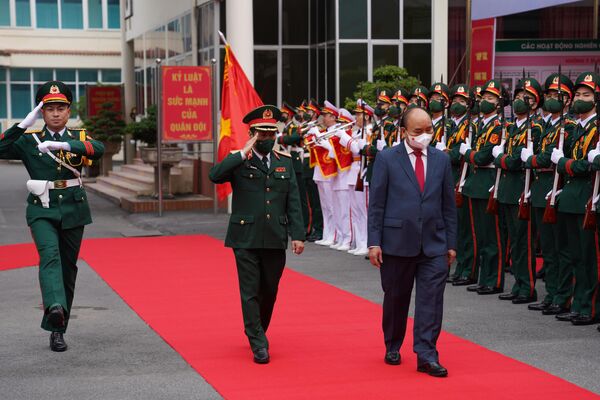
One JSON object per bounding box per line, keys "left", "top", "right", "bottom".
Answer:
{"left": 343, "top": 65, "right": 421, "bottom": 110}
{"left": 124, "top": 105, "right": 158, "bottom": 146}
{"left": 82, "top": 102, "right": 125, "bottom": 143}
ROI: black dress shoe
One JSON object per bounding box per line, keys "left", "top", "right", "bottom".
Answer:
{"left": 417, "top": 361, "right": 448, "bottom": 377}
{"left": 556, "top": 311, "right": 579, "bottom": 321}
{"left": 512, "top": 295, "right": 537, "bottom": 304}
{"left": 253, "top": 348, "right": 270, "bottom": 364}
{"left": 498, "top": 293, "right": 517, "bottom": 301}
{"left": 467, "top": 284, "right": 483, "bottom": 292}
{"left": 47, "top": 305, "right": 65, "bottom": 328}
{"left": 453, "top": 277, "right": 477, "bottom": 286}
{"left": 528, "top": 301, "right": 551, "bottom": 311}
{"left": 384, "top": 351, "right": 401, "bottom": 365}
{"left": 477, "top": 286, "right": 503, "bottom": 295}
{"left": 49, "top": 332, "right": 67, "bottom": 352}
{"left": 571, "top": 314, "right": 600, "bottom": 326}
{"left": 597, "top": 325, "right": 600, "bottom": 333}
{"left": 536, "top": 270, "right": 545, "bottom": 280}
{"left": 446, "top": 275, "right": 458, "bottom": 283}
{"left": 542, "top": 304, "right": 569, "bottom": 315}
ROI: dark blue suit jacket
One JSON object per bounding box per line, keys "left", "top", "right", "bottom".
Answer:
{"left": 367, "top": 143, "right": 457, "bottom": 257}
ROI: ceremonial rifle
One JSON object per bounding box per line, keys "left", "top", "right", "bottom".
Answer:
{"left": 440, "top": 74, "right": 447, "bottom": 148}
{"left": 518, "top": 76, "right": 533, "bottom": 220}
{"left": 583, "top": 88, "right": 600, "bottom": 230}
{"left": 487, "top": 76, "right": 506, "bottom": 215}
{"left": 455, "top": 95, "right": 473, "bottom": 208}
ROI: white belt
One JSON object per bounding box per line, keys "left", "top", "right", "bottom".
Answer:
{"left": 48, "top": 178, "right": 82, "bottom": 189}
{"left": 476, "top": 164, "right": 495, "bottom": 169}
{"left": 26, "top": 178, "right": 82, "bottom": 208}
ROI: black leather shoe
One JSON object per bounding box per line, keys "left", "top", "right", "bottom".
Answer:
{"left": 597, "top": 325, "right": 600, "bottom": 333}
{"left": 536, "top": 270, "right": 545, "bottom": 280}
{"left": 477, "top": 286, "right": 503, "bottom": 295}
{"left": 453, "top": 277, "right": 477, "bottom": 286}
{"left": 528, "top": 301, "right": 551, "bottom": 311}
{"left": 556, "top": 311, "right": 579, "bottom": 321}
{"left": 446, "top": 275, "right": 458, "bottom": 283}
{"left": 542, "top": 304, "right": 569, "bottom": 315}
{"left": 498, "top": 293, "right": 517, "bottom": 300}
{"left": 49, "top": 332, "right": 67, "bottom": 352}
{"left": 384, "top": 351, "right": 401, "bottom": 365}
{"left": 417, "top": 361, "right": 448, "bottom": 377}
{"left": 512, "top": 295, "right": 537, "bottom": 304}
{"left": 253, "top": 348, "right": 270, "bottom": 364}
{"left": 571, "top": 314, "right": 600, "bottom": 326}
{"left": 47, "top": 305, "right": 65, "bottom": 328}
{"left": 467, "top": 284, "right": 483, "bottom": 292}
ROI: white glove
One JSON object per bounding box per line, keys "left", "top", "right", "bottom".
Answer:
{"left": 588, "top": 149, "right": 600, "bottom": 163}
{"left": 459, "top": 142, "right": 470, "bottom": 155}
{"left": 316, "top": 138, "right": 332, "bottom": 150}
{"left": 435, "top": 142, "right": 446, "bottom": 151}
{"left": 376, "top": 139, "right": 386, "bottom": 151}
{"left": 492, "top": 145, "right": 504, "bottom": 158}
{"left": 520, "top": 148, "right": 533, "bottom": 162}
{"left": 37, "top": 141, "right": 71, "bottom": 154}
{"left": 357, "top": 138, "right": 367, "bottom": 148}
{"left": 18, "top": 101, "right": 44, "bottom": 129}
{"left": 551, "top": 148, "right": 564, "bottom": 165}
{"left": 334, "top": 129, "right": 343, "bottom": 138}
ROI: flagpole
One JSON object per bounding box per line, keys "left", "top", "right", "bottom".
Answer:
{"left": 211, "top": 57, "right": 218, "bottom": 215}
{"left": 218, "top": 31, "right": 229, "bottom": 46}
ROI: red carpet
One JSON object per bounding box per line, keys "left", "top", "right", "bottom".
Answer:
{"left": 2, "top": 235, "right": 598, "bottom": 399}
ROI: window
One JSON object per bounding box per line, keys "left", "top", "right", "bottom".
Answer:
{"left": 33, "top": 69, "right": 53, "bottom": 81}
{"left": 0, "top": 0, "right": 9, "bottom": 26}
{"left": 101, "top": 69, "right": 121, "bottom": 82}
{"left": 0, "top": 69, "right": 6, "bottom": 119}
{"left": 61, "top": 0, "right": 83, "bottom": 29}
{"left": 372, "top": 0, "right": 399, "bottom": 39}
{"left": 79, "top": 69, "right": 98, "bottom": 82}
{"left": 404, "top": 0, "right": 431, "bottom": 39}
{"left": 339, "top": 0, "right": 367, "bottom": 39}
{"left": 16, "top": 0, "right": 31, "bottom": 26}
{"left": 107, "top": 0, "right": 120, "bottom": 29}
{"left": 339, "top": 44, "right": 367, "bottom": 104}
{"left": 282, "top": 0, "right": 308, "bottom": 45}
{"left": 373, "top": 45, "right": 399, "bottom": 70}
{"left": 36, "top": 0, "right": 59, "bottom": 28}
{"left": 254, "top": 50, "right": 278, "bottom": 104}
{"left": 11, "top": 84, "right": 32, "bottom": 119}
{"left": 404, "top": 43, "right": 431, "bottom": 87}
{"left": 11, "top": 68, "right": 30, "bottom": 81}
{"left": 282, "top": 49, "right": 308, "bottom": 105}
{"left": 253, "top": 0, "right": 278, "bottom": 45}
{"left": 56, "top": 68, "right": 76, "bottom": 81}
{"left": 88, "top": 0, "right": 102, "bottom": 28}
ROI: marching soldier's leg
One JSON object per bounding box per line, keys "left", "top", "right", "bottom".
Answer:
{"left": 57, "top": 225, "right": 84, "bottom": 331}
{"left": 571, "top": 214, "right": 599, "bottom": 325}
{"left": 533, "top": 207, "right": 558, "bottom": 306}
{"left": 306, "top": 178, "right": 323, "bottom": 239}
{"left": 550, "top": 212, "right": 574, "bottom": 313}
{"left": 31, "top": 218, "right": 69, "bottom": 332}
{"left": 471, "top": 198, "right": 503, "bottom": 292}
{"left": 453, "top": 198, "right": 475, "bottom": 280}
{"left": 507, "top": 204, "right": 536, "bottom": 300}
{"left": 556, "top": 213, "right": 582, "bottom": 321}
{"left": 233, "top": 248, "right": 268, "bottom": 350}
{"left": 296, "top": 172, "right": 309, "bottom": 234}
{"left": 258, "top": 249, "right": 286, "bottom": 333}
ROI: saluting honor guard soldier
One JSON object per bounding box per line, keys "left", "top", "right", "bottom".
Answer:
{"left": 209, "top": 105, "right": 305, "bottom": 363}
{"left": 0, "top": 81, "right": 104, "bottom": 352}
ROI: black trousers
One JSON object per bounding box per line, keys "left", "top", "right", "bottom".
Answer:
{"left": 232, "top": 248, "right": 286, "bottom": 351}
{"left": 380, "top": 252, "right": 447, "bottom": 363}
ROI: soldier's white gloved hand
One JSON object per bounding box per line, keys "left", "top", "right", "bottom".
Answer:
{"left": 18, "top": 101, "right": 44, "bottom": 129}
{"left": 551, "top": 148, "right": 564, "bottom": 165}
{"left": 334, "top": 129, "right": 343, "bottom": 138}
{"left": 37, "top": 141, "right": 71, "bottom": 154}
{"left": 588, "top": 149, "right": 600, "bottom": 163}
{"left": 492, "top": 145, "right": 504, "bottom": 158}
{"left": 459, "top": 142, "right": 470, "bottom": 155}
{"left": 376, "top": 139, "right": 386, "bottom": 151}
{"left": 435, "top": 142, "right": 445, "bottom": 151}
{"left": 316, "top": 137, "right": 333, "bottom": 151}
{"left": 521, "top": 148, "right": 533, "bottom": 162}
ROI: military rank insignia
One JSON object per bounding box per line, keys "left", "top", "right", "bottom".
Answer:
{"left": 490, "top": 134, "right": 500, "bottom": 145}
{"left": 275, "top": 167, "right": 286, "bottom": 172}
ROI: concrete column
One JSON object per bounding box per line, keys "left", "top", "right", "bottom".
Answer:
{"left": 226, "top": 0, "right": 254, "bottom": 84}
{"left": 432, "top": 0, "right": 448, "bottom": 83}
{"left": 121, "top": 0, "right": 136, "bottom": 164}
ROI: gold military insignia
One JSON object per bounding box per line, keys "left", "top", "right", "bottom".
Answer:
{"left": 585, "top": 74, "right": 593, "bottom": 82}
{"left": 476, "top": 87, "right": 482, "bottom": 94}
{"left": 380, "top": 90, "right": 386, "bottom": 96}
{"left": 525, "top": 80, "right": 531, "bottom": 88}
{"left": 458, "top": 86, "right": 465, "bottom": 93}
{"left": 263, "top": 109, "right": 273, "bottom": 119}
{"left": 415, "top": 88, "right": 421, "bottom": 94}
{"left": 553, "top": 76, "right": 559, "bottom": 84}
{"left": 490, "top": 134, "right": 499, "bottom": 145}
{"left": 489, "top": 82, "right": 495, "bottom": 88}
{"left": 50, "top": 85, "right": 60, "bottom": 94}
{"left": 435, "top": 84, "right": 441, "bottom": 91}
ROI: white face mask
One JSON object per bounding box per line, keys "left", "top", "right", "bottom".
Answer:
{"left": 407, "top": 133, "right": 433, "bottom": 150}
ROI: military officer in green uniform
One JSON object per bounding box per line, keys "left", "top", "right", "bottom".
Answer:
{"left": 493, "top": 78, "right": 544, "bottom": 304}
{"left": 523, "top": 73, "right": 576, "bottom": 314}
{"left": 0, "top": 81, "right": 104, "bottom": 351}
{"left": 428, "top": 82, "right": 452, "bottom": 149}
{"left": 551, "top": 72, "right": 600, "bottom": 325}
{"left": 408, "top": 86, "right": 430, "bottom": 110}
{"left": 459, "top": 79, "right": 509, "bottom": 295}
{"left": 209, "top": 105, "right": 305, "bottom": 363}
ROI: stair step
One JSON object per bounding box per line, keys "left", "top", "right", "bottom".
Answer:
{"left": 120, "top": 164, "right": 155, "bottom": 178}
{"left": 96, "top": 176, "right": 153, "bottom": 196}
{"left": 109, "top": 170, "right": 154, "bottom": 185}
{"left": 86, "top": 182, "right": 131, "bottom": 205}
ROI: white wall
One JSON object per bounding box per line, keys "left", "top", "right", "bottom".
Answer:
{"left": 125, "top": 0, "right": 195, "bottom": 41}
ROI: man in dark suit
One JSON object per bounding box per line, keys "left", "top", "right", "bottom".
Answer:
{"left": 368, "top": 107, "right": 457, "bottom": 377}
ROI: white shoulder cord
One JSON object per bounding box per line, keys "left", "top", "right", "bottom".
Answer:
{"left": 32, "top": 133, "right": 81, "bottom": 178}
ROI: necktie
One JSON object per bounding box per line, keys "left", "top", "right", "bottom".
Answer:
{"left": 53, "top": 132, "right": 61, "bottom": 141}
{"left": 261, "top": 156, "right": 269, "bottom": 170}
{"left": 414, "top": 149, "right": 425, "bottom": 192}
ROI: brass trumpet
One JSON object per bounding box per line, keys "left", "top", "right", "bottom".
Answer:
{"left": 303, "top": 122, "right": 355, "bottom": 147}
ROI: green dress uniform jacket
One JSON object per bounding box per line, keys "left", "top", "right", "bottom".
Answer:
{"left": 431, "top": 116, "right": 454, "bottom": 148}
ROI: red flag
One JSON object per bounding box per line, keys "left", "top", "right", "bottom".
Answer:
{"left": 217, "top": 45, "right": 263, "bottom": 200}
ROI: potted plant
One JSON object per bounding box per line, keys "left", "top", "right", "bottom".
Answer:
{"left": 125, "top": 105, "right": 183, "bottom": 198}
{"left": 82, "top": 102, "right": 126, "bottom": 176}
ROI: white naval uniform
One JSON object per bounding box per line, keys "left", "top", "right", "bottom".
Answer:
{"left": 311, "top": 124, "right": 338, "bottom": 245}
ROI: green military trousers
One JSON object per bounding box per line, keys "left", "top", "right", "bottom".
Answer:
{"left": 30, "top": 218, "right": 84, "bottom": 333}
{"left": 557, "top": 212, "right": 599, "bottom": 316}
{"left": 453, "top": 196, "right": 479, "bottom": 280}
{"left": 500, "top": 204, "right": 536, "bottom": 298}
{"left": 233, "top": 248, "right": 286, "bottom": 351}
{"left": 295, "top": 171, "right": 309, "bottom": 234}
{"left": 533, "top": 207, "right": 563, "bottom": 305}
{"left": 471, "top": 198, "right": 504, "bottom": 289}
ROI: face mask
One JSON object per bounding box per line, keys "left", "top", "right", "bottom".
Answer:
{"left": 470, "top": 102, "right": 480, "bottom": 115}
{"left": 512, "top": 99, "right": 529, "bottom": 114}
{"left": 374, "top": 106, "right": 386, "bottom": 117}
{"left": 450, "top": 102, "right": 467, "bottom": 116}
{"left": 572, "top": 99, "right": 595, "bottom": 114}
{"left": 428, "top": 100, "right": 444, "bottom": 113}
{"left": 279, "top": 115, "right": 288, "bottom": 123}
{"left": 388, "top": 105, "right": 401, "bottom": 118}
{"left": 407, "top": 133, "right": 433, "bottom": 150}
{"left": 543, "top": 98, "right": 562, "bottom": 113}
{"left": 255, "top": 139, "right": 275, "bottom": 155}
{"left": 480, "top": 99, "right": 497, "bottom": 114}
{"left": 303, "top": 113, "right": 312, "bottom": 122}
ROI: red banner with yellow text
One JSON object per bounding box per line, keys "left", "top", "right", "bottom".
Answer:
{"left": 86, "top": 85, "right": 123, "bottom": 118}
{"left": 470, "top": 18, "right": 496, "bottom": 86}
{"left": 161, "top": 66, "right": 212, "bottom": 142}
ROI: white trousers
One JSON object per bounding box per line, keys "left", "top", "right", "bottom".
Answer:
{"left": 331, "top": 188, "right": 352, "bottom": 246}
{"left": 316, "top": 180, "right": 335, "bottom": 242}
{"left": 349, "top": 185, "right": 368, "bottom": 250}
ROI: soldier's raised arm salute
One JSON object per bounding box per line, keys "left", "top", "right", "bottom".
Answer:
{"left": 0, "top": 81, "right": 104, "bottom": 352}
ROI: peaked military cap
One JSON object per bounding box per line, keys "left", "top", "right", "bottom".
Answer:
{"left": 321, "top": 100, "right": 339, "bottom": 117}
{"left": 470, "top": 85, "right": 483, "bottom": 99}
{"left": 515, "top": 77, "right": 543, "bottom": 106}
{"left": 392, "top": 88, "right": 409, "bottom": 105}
{"left": 450, "top": 84, "right": 470, "bottom": 100}
{"left": 242, "top": 105, "right": 281, "bottom": 131}
{"left": 482, "top": 79, "right": 510, "bottom": 106}
{"left": 354, "top": 99, "right": 374, "bottom": 116}
{"left": 544, "top": 73, "right": 574, "bottom": 99}
{"left": 428, "top": 82, "right": 450, "bottom": 102}
{"left": 574, "top": 72, "right": 600, "bottom": 93}
{"left": 410, "top": 86, "right": 430, "bottom": 105}
{"left": 35, "top": 81, "right": 73, "bottom": 105}
{"left": 377, "top": 90, "right": 392, "bottom": 104}
{"left": 280, "top": 101, "right": 297, "bottom": 115}
{"left": 307, "top": 98, "right": 321, "bottom": 115}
